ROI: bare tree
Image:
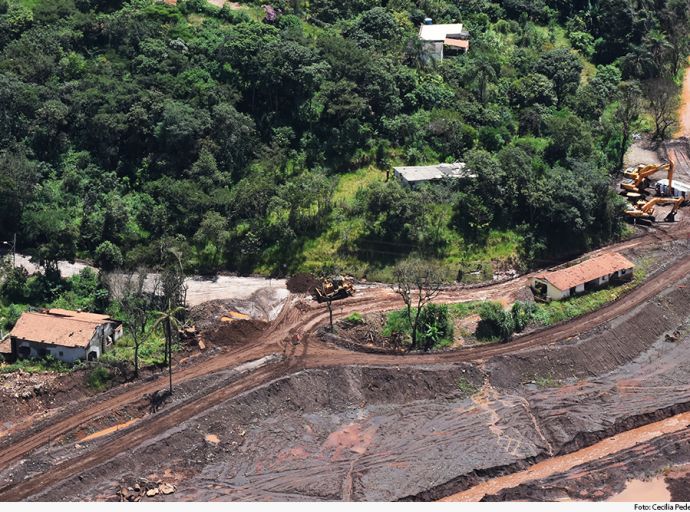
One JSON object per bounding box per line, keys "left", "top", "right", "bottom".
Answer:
{"left": 643, "top": 78, "right": 679, "bottom": 141}
{"left": 117, "top": 271, "right": 152, "bottom": 379}
{"left": 391, "top": 259, "right": 446, "bottom": 351}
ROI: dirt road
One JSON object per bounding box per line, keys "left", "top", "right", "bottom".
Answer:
{"left": 1, "top": 221, "right": 690, "bottom": 500}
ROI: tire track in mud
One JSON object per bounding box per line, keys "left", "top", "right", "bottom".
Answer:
{"left": 0, "top": 364, "right": 288, "bottom": 502}
{"left": 440, "top": 411, "right": 690, "bottom": 502}
{"left": 1, "top": 226, "right": 690, "bottom": 499}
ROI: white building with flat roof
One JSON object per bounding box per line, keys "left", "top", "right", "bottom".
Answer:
{"left": 419, "top": 23, "right": 469, "bottom": 60}
{"left": 393, "top": 162, "right": 474, "bottom": 188}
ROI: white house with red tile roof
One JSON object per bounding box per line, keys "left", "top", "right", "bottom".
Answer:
{"left": 531, "top": 253, "right": 634, "bottom": 301}
{"left": 9, "top": 309, "right": 123, "bottom": 363}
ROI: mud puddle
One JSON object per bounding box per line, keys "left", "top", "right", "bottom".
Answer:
{"left": 442, "top": 412, "right": 690, "bottom": 501}
{"left": 80, "top": 419, "right": 139, "bottom": 443}
{"left": 608, "top": 477, "right": 671, "bottom": 502}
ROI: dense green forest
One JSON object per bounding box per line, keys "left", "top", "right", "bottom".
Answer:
{"left": 0, "top": 0, "right": 687, "bottom": 279}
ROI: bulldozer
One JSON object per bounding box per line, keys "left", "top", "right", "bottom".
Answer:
{"left": 312, "top": 276, "right": 355, "bottom": 303}
{"left": 620, "top": 161, "right": 674, "bottom": 195}
{"left": 624, "top": 196, "right": 684, "bottom": 224}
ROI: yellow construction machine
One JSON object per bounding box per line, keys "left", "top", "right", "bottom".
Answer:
{"left": 620, "top": 161, "right": 674, "bottom": 194}
{"left": 624, "top": 196, "right": 684, "bottom": 224}
{"left": 312, "top": 276, "right": 355, "bottom": 303}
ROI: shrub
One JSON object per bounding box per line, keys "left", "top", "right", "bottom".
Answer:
{"left": 94, "top": 241, "right": 123, "bottom": 271}
{"left": 344, "top": 312, "right": 364, "bottom": 325}
{"left": 475, "top": 302, "right": 514, "bottom": 342}
{"left": 0, "top": 267, "right": 30, "bottom": 302}
{"left": 418, "top": 303, "right": 454, "bottom": 350}
{"left": 511, "top": 300, "right": 537, "bottom": 333}
{"left": 87, "top": 366, "right": 112, "bottom": 391}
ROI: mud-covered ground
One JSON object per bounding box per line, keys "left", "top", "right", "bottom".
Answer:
{"left": 5, "top": 265, "right": 690, "bottom": 502}
{"left": 484, "top": 430, "right": 690, "bottom": 502}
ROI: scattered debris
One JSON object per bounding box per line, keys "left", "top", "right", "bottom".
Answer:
{"left": 118, "top": 481, "right": 176, "bottom": 501}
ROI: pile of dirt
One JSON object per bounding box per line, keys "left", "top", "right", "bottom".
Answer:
{"left": 202, "top": 319, "right": 267, "bottom": 348}
{"left": 0, "top": 370, "right": 96, "bottom": 429}
{"left": 189, "top": 287, "right": 289, "bottom": 347}
{"left": 286, "top": 273, "right": 320, "bottom": 294}
{"left": 190, "top": 288, "right": 288, "bottom": 328}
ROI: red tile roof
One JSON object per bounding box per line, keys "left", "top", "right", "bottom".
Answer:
{"left": 534, "top": 252, "right": 634, "bottom": 291}
{"left": 10, "top": 310, "right": 117, "bottom": 349}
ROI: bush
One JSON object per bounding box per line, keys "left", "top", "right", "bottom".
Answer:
{"left": 382, "top": 309, "right": 411, "bottom": 339}
{"left": 511, "top": 300, "right": 537, "bottom": 333}
{"left": 418, "top": 303, "right": 454, "bottom": 350}
{"left": 475, "top": 302, "right": 514, "bottom": 342}
{"left": 86, "top": 366, "right": 112, "bottom": 391}
{"left": 0, "top": 267, "right": 30, "bottom": 302}
{"left": 344, "top": 312, "right": 364, "bottom": 325}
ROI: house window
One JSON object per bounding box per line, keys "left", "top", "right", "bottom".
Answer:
{"left": 621, "top": 269, "right": 627, "bottom": 274}
{"left": 59, "top": 351, "right": 64, "bottom": 357}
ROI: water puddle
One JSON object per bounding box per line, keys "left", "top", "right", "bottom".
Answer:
{"left": 441, "top": 411, "right": 690, "bottom": 501}
{"left": 608, "top": 477, "right": 671, "bottom": 502}
{"left": 80, "top": 418, "right": 138, "bottom": 443}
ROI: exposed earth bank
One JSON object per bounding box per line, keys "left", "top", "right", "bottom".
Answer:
{"left": 9, "top": 264, "right": 690, "bottom": 501}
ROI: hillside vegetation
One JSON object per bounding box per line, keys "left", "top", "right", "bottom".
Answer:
{"left": 0, "top": 0, "right": 687, "bottom": 278}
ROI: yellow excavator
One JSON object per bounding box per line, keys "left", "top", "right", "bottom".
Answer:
{"left": 621, "top": 161, "right": 674, "bottom": 194}
{"left": 624, "top": 196, "right": 684, "bottom": 224}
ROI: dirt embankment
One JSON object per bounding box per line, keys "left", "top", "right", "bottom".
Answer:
{"left": 6, "top": 264, "right": 690, "bottom": 502}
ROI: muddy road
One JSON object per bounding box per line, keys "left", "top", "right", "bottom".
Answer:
{"left": 2, "top": 231, "right": 690, "bottom": 500}
{"left": 3, "top": 254, "right": 690, "bottom": 501}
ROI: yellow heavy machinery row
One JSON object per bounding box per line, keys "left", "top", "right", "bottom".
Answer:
{"left": 620, "top": 160, "right": 687, "bottom": 225}
{"left": 620, "top": 161, "right": 674, "bottom": 195}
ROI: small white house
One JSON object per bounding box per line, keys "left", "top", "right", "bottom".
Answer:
{"left": 419, "top": 22, "right": 469, "bottom": 60}
{"left": 531, "top": 253, "right": 634, "bottom": 301}
{"left": 10, "top": 309, "right": 123, "bottom": 363}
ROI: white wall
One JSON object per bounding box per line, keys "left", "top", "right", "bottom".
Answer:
{"left": 15, "top": 340, "right": 86, "bottom": 363}
{"left": 12, "top": 320, "right": 120, "bottom": 363}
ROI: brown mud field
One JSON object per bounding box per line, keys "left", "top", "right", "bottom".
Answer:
{"left": 3, "top": 242, "right": 690, "bottom": 501}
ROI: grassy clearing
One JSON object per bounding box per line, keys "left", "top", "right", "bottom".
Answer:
{"left": 447, "top": 301, "right": 484, "bottom": 319}
{"left": 100, "top": 331, "right": 169, "bottom": 368}
{"left": 297, "top": 167, "right": 522, "bottom": 280}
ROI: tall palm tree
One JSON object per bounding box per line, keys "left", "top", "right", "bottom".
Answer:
{"left": 153, "top": 302, "right": 185, "bottom": 394}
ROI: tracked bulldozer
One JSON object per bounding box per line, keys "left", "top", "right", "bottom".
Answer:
{"left": 312, "top": 276, "right": 355, "bottom": 303}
